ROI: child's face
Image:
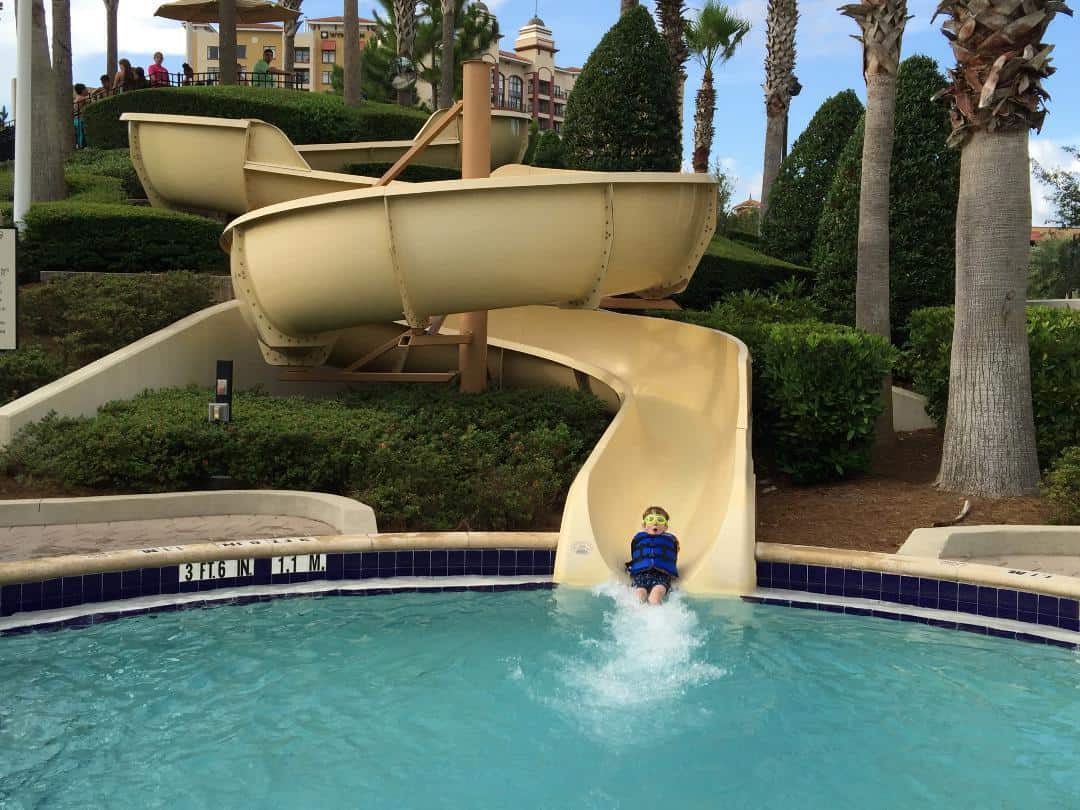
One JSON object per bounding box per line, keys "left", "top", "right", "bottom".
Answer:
{"left": 642, "top": 513, "right": 668, "bottom": 535}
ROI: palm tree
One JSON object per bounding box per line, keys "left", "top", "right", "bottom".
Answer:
{"left": 102, "top": 0, "right": 118, "bottom": 77}
{"left": 344, "top": 0, "right": 362, "bottom": 106}
{"left": 760, "top": 0, "right": 798, "bottom": 221}
{"left": 282, "top": 0, "right": 303, "bottom": 83}
{"left": 933, "top": 0, "right": 1072, "bottom": 496}
{"left": 656, "top": 0, "right": 690, "bottom": 141}
{"left": 687, "top": 2, "right": 750, "bottom": 173}
{"left": 413, "top": 1, "right": 499, "bottom": 107}
{"left": 52, "top": 0, "right": 74, "bottom": 154}
{"left": 439, "top": 0, "right": 455, "bottom": 108}
{"left": 31, "top": 0, "right": 65, "bottom": 201}
{"left": 393, "top": 0, "right": 419, "bottom": 106}
{"left": 218, "top": 0, "right": 237, "bottom": 85}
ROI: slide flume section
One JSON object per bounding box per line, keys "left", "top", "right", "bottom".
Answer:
{"left": 129, "top": 117, "right": 754, "bottom": 593}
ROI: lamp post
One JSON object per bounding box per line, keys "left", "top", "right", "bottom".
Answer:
{"left": 13, "top": 0, "right": 33, "bottom": 230}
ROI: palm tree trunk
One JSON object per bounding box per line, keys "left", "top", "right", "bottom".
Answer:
{"left": 282, "top": 0, "right": 302, "bottom": 86}
{"left": 343, "top": 0, "right": 362, "bottom": 107}
{"left": 218, "top": 0, "right": 238, "bottom": 86}
{"left": 621, "top": 0, "right": 638, "bottom": 12}
{"left": 51, "top": 0, "right": 74, "bottom": 154}
{"left": 394, "top": 0, "right": 418, "bottom": 107}
{"left": 855, "top": 72, "right": 896, "bottom": 339}
{"left": 692, "top": 66, "right": 714, "bottom": 173}
{"left": 761, "top": 107, "right": 786, "bottom": 220}
{"left": 102, "top": 0, "right": 118, "bottom": 78}
{"left": 31, "top": 0, "right": 65, "bottom": 201}
{"left": 439, "top": 0, "right": 455, "bottom": 108}
{"left": 938, "top": 129, "right": 1040, "bottom": 495}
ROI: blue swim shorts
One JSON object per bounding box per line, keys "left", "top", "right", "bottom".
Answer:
{"left": 631, "top": 570, "right": 672, "bottom": 592}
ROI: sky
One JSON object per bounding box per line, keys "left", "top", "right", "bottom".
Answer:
{"left": 1, "top": 0, "right": 1078, "bottom": 223}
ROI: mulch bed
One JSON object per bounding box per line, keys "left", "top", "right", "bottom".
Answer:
{"left": 756, "top": 429, "right": 1048, "bottom": 554}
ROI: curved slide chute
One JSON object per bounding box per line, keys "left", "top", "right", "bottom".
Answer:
{"left": 129, "top": 113, "right": 755, "bottom": 595}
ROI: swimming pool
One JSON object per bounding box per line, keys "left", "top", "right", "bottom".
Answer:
{"left": 2, "top": 586, "right": 1077, "bottom": 808}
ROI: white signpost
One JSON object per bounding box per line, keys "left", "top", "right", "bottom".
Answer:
{"left": 0, "top": 230, "right": 15, "bottom": 350}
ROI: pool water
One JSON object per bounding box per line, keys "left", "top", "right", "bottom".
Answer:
{"left": 2, "top": 586, "right": 1078, "bottom": 808}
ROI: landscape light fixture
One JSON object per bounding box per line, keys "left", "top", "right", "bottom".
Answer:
{"left": 208, "top": 360, "right": 233, "bottom": 423}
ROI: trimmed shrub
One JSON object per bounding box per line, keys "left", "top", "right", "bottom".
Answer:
{"left": 65, "top": 171, "right": 127, "bottom": 204}
{"left": 65, "top": 149, "right": 145, "bottom": 198}
{"left": 342, "top": 163, "right": 460, "bottom": 182}
{"left": 531, "top": 131, "right": 566, "bottom": 169}
{"left": 662, "top": 298, "right": 896, "bottom": 482}
{"left": 905, "top": 305, "right": 1080, "bottom": 466}
{"left": 2, "top": 385, "right": 611, "bottom": 531}
{"left": 18, "top": 272, "right": 216, "bottom": 370}
{"left": 1044, "top": 447, "right": 1080, "bottom": 524}
{"left": 0, "top": 346, "right": 66, "bottom": 403}
{"left": 812, "top": 55, "right": 960, "bottom": 338}
{"left": 17, "top": 202, "right": 227, "bottom": 276}
{"left": 83, "top": 87, "right": 428, "bottom": 149}
{"left": 562, "top": 7, "right": 680, "bottom": 171}
{"left": 761, "top": 90, "right": 864, "bottom": 266}
{"left": 675, "top": 235, "right": 814, "bottom": 310}
{"left": 522, "top": 120, "right": 540, "bottom": 165}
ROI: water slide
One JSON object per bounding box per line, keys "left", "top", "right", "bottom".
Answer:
{"left": 126, "top": 113, "right": 756, "bottom": 595}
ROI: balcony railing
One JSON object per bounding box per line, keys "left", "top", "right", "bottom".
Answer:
{"left": 492, "top": 95, "right": 524, "bottom": 113}
{"left": 73, "top": 72, "right": 307, "bottom": 117}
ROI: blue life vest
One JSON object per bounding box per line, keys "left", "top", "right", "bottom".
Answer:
{"left": 626, "top": 531, "right": 679, "bottom": 577}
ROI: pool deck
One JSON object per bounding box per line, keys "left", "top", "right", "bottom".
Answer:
{"left": 0, "top": 515, "right": 337, "bottom": 563}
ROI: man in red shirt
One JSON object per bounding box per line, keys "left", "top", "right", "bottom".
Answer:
{"left": 148, "top": 52, "right": 170, "bottom": 87}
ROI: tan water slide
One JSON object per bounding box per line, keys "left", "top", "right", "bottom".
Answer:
{"left": 127, "top": 113, "right": 756, "bottom": 595}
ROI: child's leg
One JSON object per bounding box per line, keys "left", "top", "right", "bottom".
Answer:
{"left": 647, "top": 584, "right": 668, "bottom": 605}
{"left": 634, "top": 587, "right": 649, "bottom": 603}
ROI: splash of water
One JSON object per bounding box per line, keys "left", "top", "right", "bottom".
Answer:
{"left": 527, "top": 580, "right": 727, "bottom": 741}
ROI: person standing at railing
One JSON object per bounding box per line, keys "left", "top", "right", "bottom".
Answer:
{"left": 114, "top": 59, "right": 137, "bottom": 92}
{"left": 251, "top": 48, "right": 289, "bottom": 88}
{"left": 94, "top": 74, "right": 112, "bottom": 99}
{"left": 148, "top": 52, "right": 170, "bottom": 87}
{"left": 73, "top": 83, "right": 91, "bottom": 148}
{"left": 181, "top": 64, "right": 196, "bottom": 86}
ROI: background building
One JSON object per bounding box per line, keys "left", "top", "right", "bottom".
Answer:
{"left": 183, "top": 11, "right": 578, "bottom": 130}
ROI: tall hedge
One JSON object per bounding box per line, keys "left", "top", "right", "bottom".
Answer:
{"left": 674, "top": 235, "right": 813, "bottom": 309}
{"left": 82, "top": 87, "right": 428, "bottom": 149}
{"left": 531, "top": 131, "right": 567, "bottom": 169}
{"left": 760, "top": 90, "right": 864, "bottom": 266}
{"left": 812, "top": 55, "right": 960, "bottom": 338}
{"left": 561, "top": 6, "right": 680, "bottom": 171}
{"left": 18, "top": 202, "right": 227, "bottom": 276}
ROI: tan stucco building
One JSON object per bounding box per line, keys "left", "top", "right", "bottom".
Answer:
{"left": 183, "top": 11, "right": 578, "bottom": 131}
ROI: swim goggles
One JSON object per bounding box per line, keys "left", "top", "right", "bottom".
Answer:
{"left": 643, "top": 514, "right": 668, "bottom": 526}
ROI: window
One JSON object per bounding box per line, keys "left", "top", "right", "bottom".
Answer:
{"left": 321, "top": 70, "right": 332, "bottom": 85}
{"left": 294, "top": 68, "right": 310, "bottom": 88}
{"left": 538, "top": 100, "right": 550, "bottom": 114}
{"left": 294, "top": 47, "right": 310, "bottom": 64}
{"left": 321, "top": 50, "right": 336, "bottom": 63}
{"left": 236, "top": 45, "right": 247, "bottom": 59}
{"left": 553, "top": 121, "right": 562, "bottom": 134}
{"left": 492, "top": 72, "right": 505, "bottom": 108}
{"left": 507, "top": 75, "right": 523, "bottom": 112}
{"left": 538, "top": 80, "right": 551, "bottom": 96}
{"left": 553, "top": 104, "right": 565, "bottom": 118}
{"left": 207, "top": 46, "right": 219, "bottom": 61}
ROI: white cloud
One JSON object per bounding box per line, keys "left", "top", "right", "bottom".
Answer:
{"left": 1030, "top": 137, "right": 1080, "bottom": 226}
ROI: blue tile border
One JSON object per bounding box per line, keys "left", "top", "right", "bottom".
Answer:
{"left": 0, "top": 548, "right": 556, "bottom": 622}
{"left": 754, "top": 560, "right": 1080, "bottom": 638}
{"left": 0, "top": 581, "right": 557, "bottom": 637}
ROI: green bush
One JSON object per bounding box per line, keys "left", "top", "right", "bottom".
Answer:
{"left": 18, "top": 272, "right": 215, "bottom": 369}
{"left": 531, "top": 131, "right": 566, "bottom": 169}
{"left": 812, "top": 56, "right": 960, "bottom": 338}
{"left": 17, "top": 202, "right": 227, "bottom": 276}
{"left": 65, "top": 148, "right": 144, "bottom": 198}
{"left": 1028, "top": 236, "right": 1080, "bottom": 299}
{"left": 522, "top": 120, "right": 540, "bottom": 165}
{"left": 2, "top": 385, "right": 611, "bottom": 531}
{"left": 342, "top": 163, "right": 460, "bottom": 182}
{"left": 0, "top": 346, "right": 66, "bottom": 403}
{"left": 562, "top": 7, "right": 680, "bottom": 172}
{"left": 663, "top": 299, "right": 895, "bottom": 482}
{"left": 1044, "top": 446, "right": 1080, "bottom": 524}
{"left": 761, "top": 90, "right": 864, "bottom": 266}
{"left": 905, "top": 305, "right": 1080, "bottom": 466}
{"left": 65, "top": 171, "right": 127, "bottom": 204}
{"left": 83, "top": 87, "right": 428, "bottom": 149}
{"left": 675, "top": 235, "right": 814, "bottom": 310}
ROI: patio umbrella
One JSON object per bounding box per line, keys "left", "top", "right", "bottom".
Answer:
{"left": 154, "top": 0, "right": 299, "bottom": 25}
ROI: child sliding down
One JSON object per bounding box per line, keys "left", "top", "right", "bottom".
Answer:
{"left": 625, "top": 506, "right": 679, "bottom": 605}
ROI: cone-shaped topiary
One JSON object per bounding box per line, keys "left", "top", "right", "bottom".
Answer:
{"left": 561, "top": 6, "right": 680, "bottom": 171}
{"left": 811, "top": 55, "right": 960, "bottom": 340}
{"left": 531, "top": 131, "right": 566, "bottom": 169}
{"left": 760, "top": 90, "right": 864, "bottom": 266}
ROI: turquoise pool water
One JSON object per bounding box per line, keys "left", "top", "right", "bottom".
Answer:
{"left": 1, "top": 586, "right": 1078, "bottom": 808}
